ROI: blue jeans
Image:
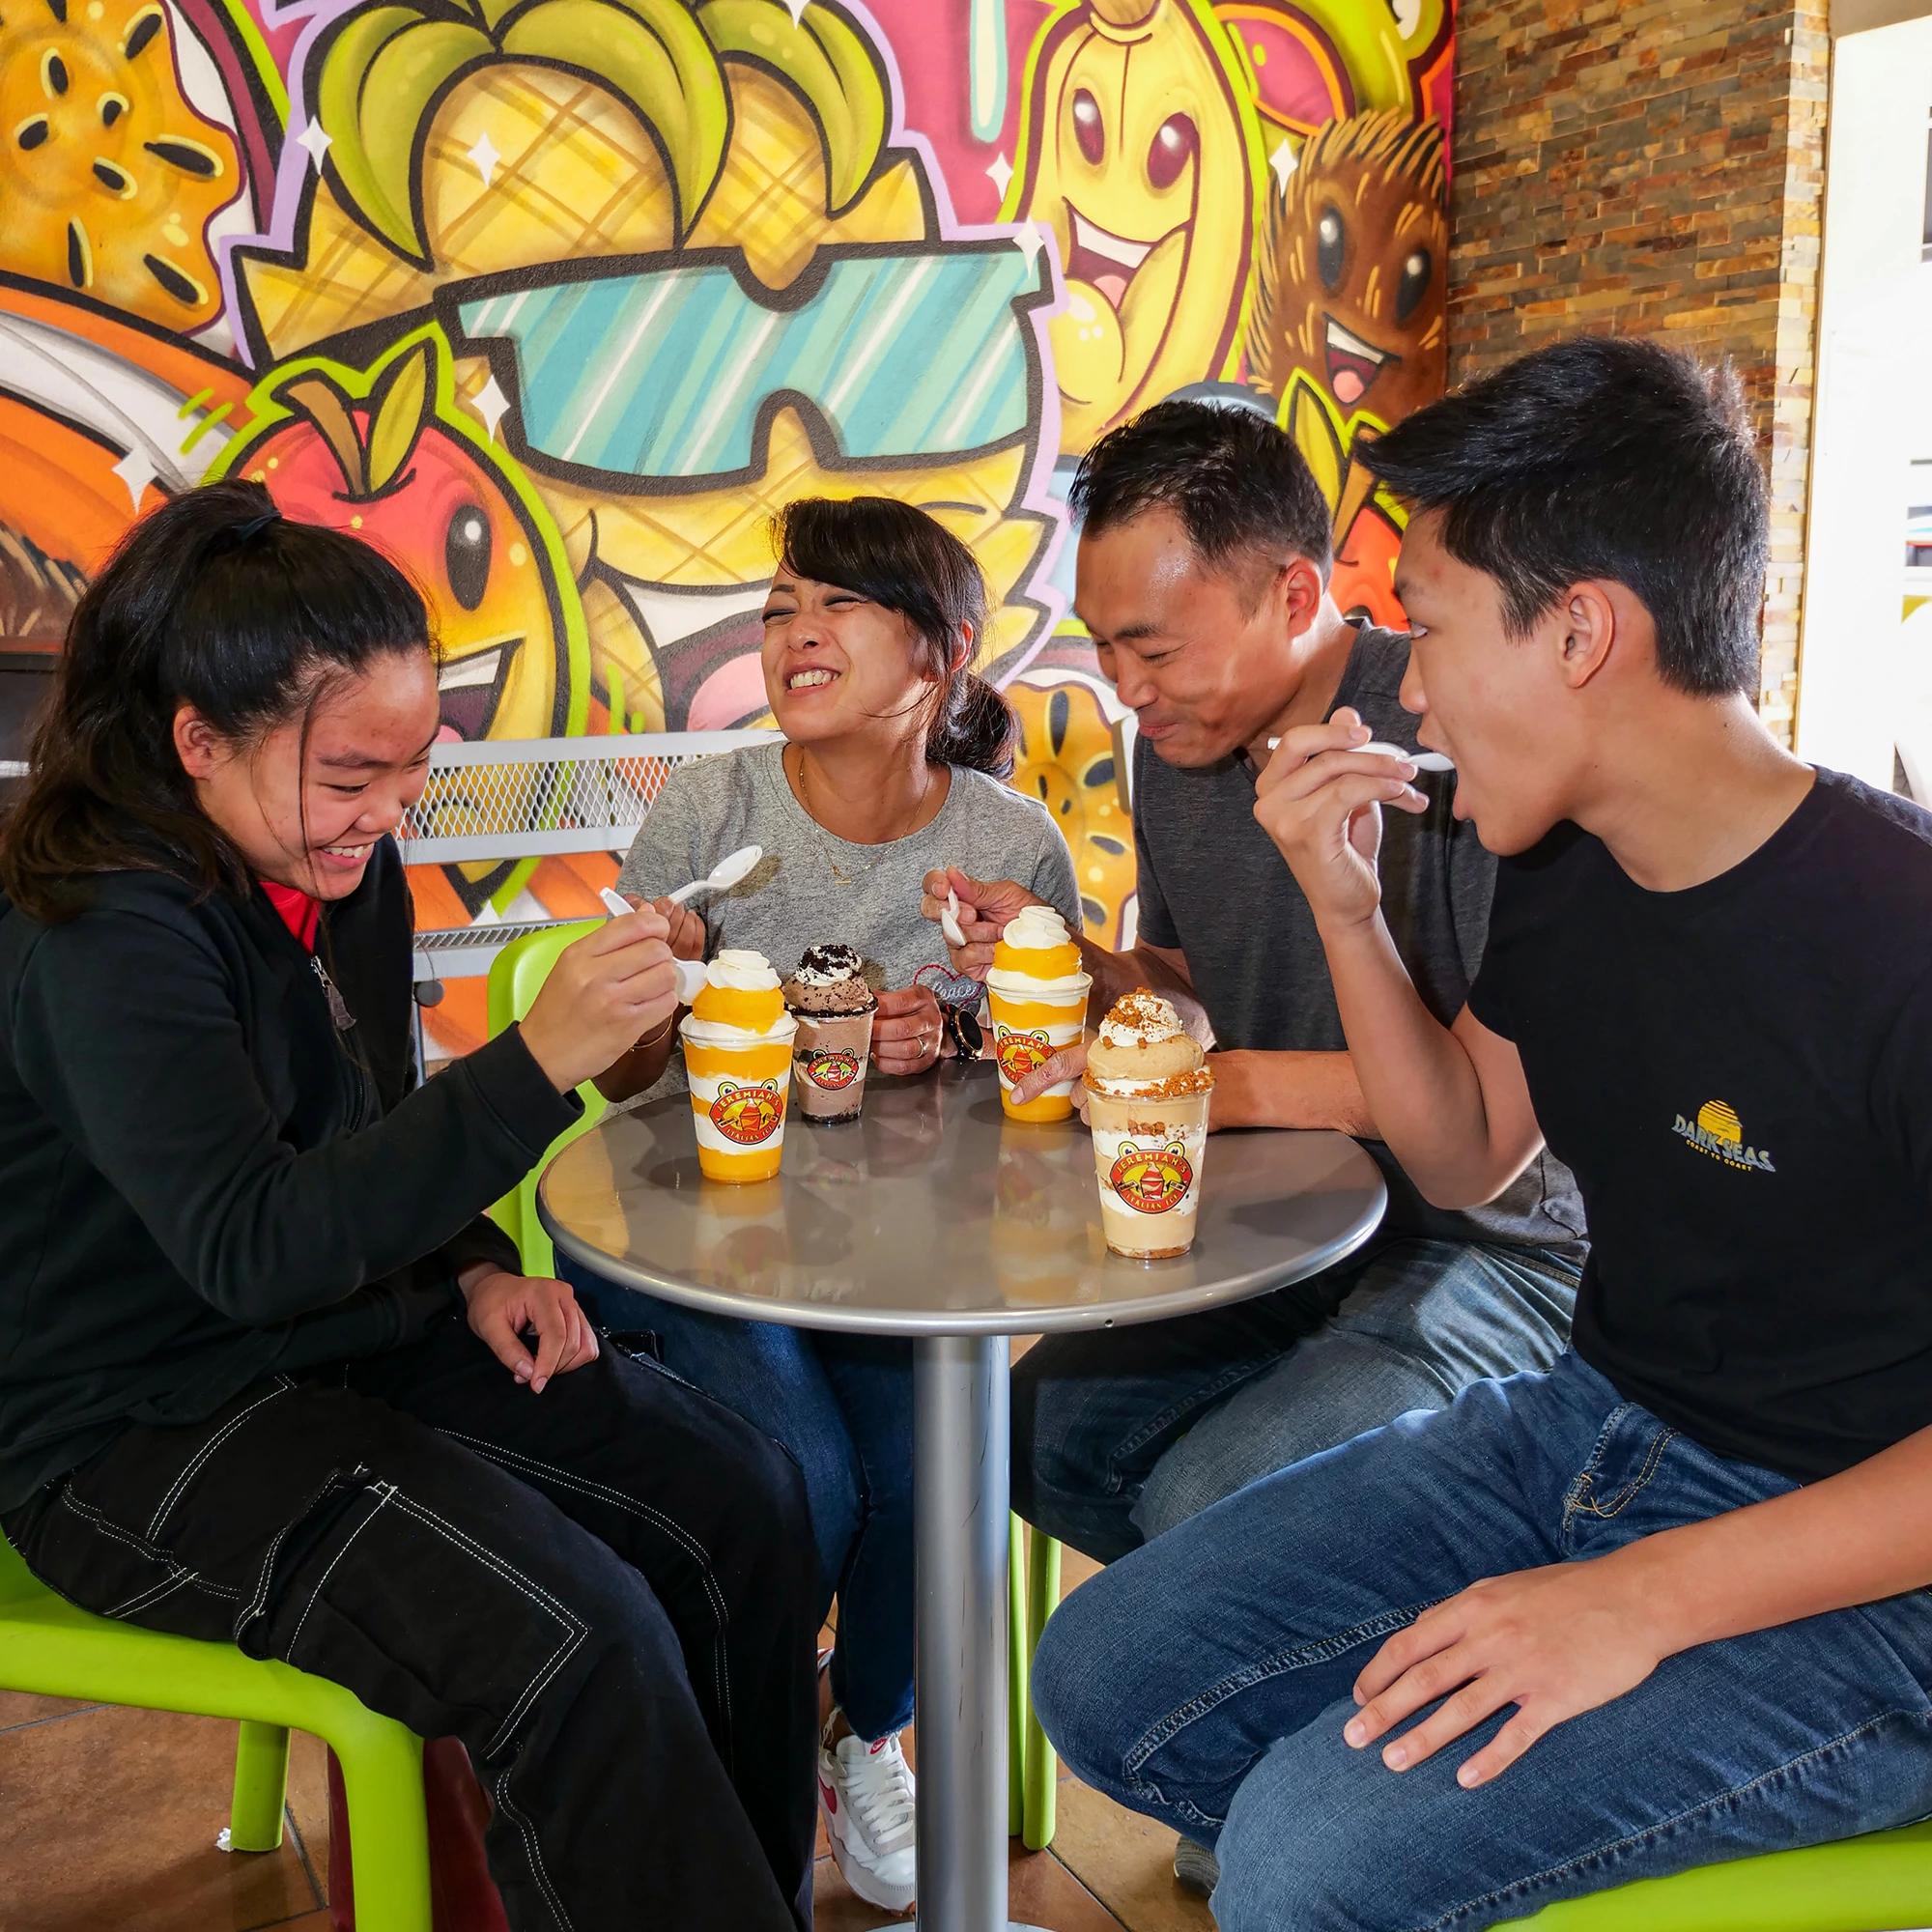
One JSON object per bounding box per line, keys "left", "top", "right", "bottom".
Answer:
{"left": 1032, "top": 1352, "right": 1932, "bottom": 1931}
{"left": 563, "top": 1262, "right": 915, "bottom": 1742}
{"left": 1013, "top": 1236, "right": 1579, "bottom": 1560}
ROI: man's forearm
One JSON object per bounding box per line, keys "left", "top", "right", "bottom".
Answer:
{"left": 1610, "top": 1423, "right": 1932, "bottom": 1659}
{"left": 1319, "top": 914, "right": 1509, "bottom": 1204}
{"left": 1210, "top": 1049, "right": 1374, "bottom": 1135}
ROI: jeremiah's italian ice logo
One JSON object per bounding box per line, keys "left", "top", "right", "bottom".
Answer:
{"left": 995, "top": 1027, "right": 1054, "bottom": 1085}
{"left": 1107, "top": 1141, "right": 1195, "bottom": 1216}
{"left": 804, "top": 1049, "right": 860, "bottom": 1092}
{"left": 1674, "top": 1100, "right": 1775, "bottom": 1174}
{"left": 710, "top": 1081, "right": 784, "bottom": 1147}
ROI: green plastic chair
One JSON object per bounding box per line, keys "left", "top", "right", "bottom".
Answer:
{"left": 1009, "top": 1519, "right": 1060, "bottom": 1849}
{"left": 0, "top": 1526, "right": 431, "bottom": 1930}
{"left": 1495, "top": 1821, "right": 1932, "bottom": 1930}
{"left": 484, "top": 925, "right": 1071, "bottom": 1847}
{"left": 483, "top": 920, "right": 607, "bottom": 1276}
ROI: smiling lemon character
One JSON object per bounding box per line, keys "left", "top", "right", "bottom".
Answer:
{"left": 1007, "top": 0, "right": 1264, "bottom": 454}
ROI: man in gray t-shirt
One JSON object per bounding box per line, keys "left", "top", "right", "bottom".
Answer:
{"left": 930, "top": 405, "right": 1585, "bottom": 1755}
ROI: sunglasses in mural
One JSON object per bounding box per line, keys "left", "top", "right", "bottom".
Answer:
{"left": 445, "top": 242, "right": 1053, "bottom": 489}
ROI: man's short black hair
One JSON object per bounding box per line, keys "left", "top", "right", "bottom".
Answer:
{"left": 1068, "top": 398, "right": 1334, "bottom": 589}
{"left": 1362, "top": 336, "right": 1768, "bottom": 697}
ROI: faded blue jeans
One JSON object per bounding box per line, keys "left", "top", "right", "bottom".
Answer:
{"left": 1013, "top": 1236, "right": 1580, "bottom": 1561}
{"left": 562, "top": 1260, "right": 915, "bottom": 1743}
{"left": 1032, "top": 1352, "right": 1932, "bottom": 1931}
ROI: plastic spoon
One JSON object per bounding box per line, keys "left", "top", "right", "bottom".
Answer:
{"left": 1362, "top": 740, "right": 1455, "bottom": 774}
{"left": 1263, "top": 736, "right": 1455, "bottom": 773}
{"left": 599, "top": 888, "right": 707, "bottom": 1005}
{"left": 941, "top": 887, "right": 966, "bottom": 950}
{"left": 666, "top": 842, "right": 762, "bottom": 904}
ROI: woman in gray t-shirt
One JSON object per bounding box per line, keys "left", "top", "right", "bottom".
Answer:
{"left": 563, "top": 497, "right": 1076, "bottom": 1916}
{"left": 611, "top": 743, "right": 1077, "bottom": 1068}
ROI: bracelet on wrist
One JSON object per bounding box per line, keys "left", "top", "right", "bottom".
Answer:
{"left": 633, "top": 1011, "right": 677, "bottom": 1053}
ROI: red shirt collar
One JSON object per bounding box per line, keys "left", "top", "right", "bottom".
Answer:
{"left": 259, "top": 879, "right": 322, "bottom": 952}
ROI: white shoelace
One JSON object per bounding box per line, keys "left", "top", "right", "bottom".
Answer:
{"left": 841, "top": 1736, "right": 916, "bottom": 1848}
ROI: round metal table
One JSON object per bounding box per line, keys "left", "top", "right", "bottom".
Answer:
{"left": 539, "top": 1058, "right": 1386, "bottom": 1932}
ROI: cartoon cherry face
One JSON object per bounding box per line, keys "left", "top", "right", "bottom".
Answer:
{"left": 995, "top": 1027, "right": 1054, "bottom": 1085}
{"left": 710, "top": 1080, "right": 784, "bottom": 1146}
{"left": 232, "top": 335, "right": 565, "bottom": 750}
{"left": 1107, "top": 1140, "right": 1194, "bottom": 1214}
{"left": 805, "top": 1049, "right": 860, "bottom": 1092}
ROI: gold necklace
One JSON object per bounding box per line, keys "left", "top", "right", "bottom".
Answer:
{"left": 792, "top": 748, "right": 932, "bottom": 887}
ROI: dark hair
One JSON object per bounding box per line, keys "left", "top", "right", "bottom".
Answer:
{"left": 1361, "top": 336, "right": 1768, "bottom": 696}
{"left": 1067, "top": 398, "right": 1335, "bottom": 590}
{"left": 0, "top": 477, "right": 432, "bottom": 923}
{"left": 773, "top": 496, "right": 1015, "bottom": 779}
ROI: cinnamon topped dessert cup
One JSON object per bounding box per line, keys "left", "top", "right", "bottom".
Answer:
{"left": 678, "top": 950, "right": 797, "bottom": 1183}
{"left": 781, "top": 943, "right": 877, "bottom": 1123}
{"left": 1083, "top": 990, "right": 1214, "bottom": 1260}
{"left": 984, "top": 905, "right": 1092, "bottom": 1122}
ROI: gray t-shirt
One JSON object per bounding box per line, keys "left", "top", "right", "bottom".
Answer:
{"left": 1134, "top": 623, "right": 1587, "bottom": 1258}
{"left": 617, "top": 742, "right": 1080, "bottom": 1094}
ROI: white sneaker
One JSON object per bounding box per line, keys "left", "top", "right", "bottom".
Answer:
{"left": 818, "top": 1721, "right": 917, "bottom": 1913}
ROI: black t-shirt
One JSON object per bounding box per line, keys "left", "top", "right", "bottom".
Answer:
{"left": 1468, "top": 768, "right": 1932, "bottom": 1481}
{"left": 1135, "top": 622, "right": 1586, "bottom": 1256}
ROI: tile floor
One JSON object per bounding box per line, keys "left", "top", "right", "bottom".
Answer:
{"left": 0, "top": 1549, "right": 1218, "bottom": 1932}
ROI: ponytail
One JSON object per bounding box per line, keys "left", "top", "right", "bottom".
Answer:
{"left": 927, "top": 669, "right": 1017, "bottom": 778}
{"left": 0, "top": 478, "right": 430, "bottom": 923}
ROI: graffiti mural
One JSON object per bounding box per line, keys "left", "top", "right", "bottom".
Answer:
{"left": 2, "top": 0, "right": 1452, "bottom": 1053}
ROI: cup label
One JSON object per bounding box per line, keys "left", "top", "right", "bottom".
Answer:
{"left": 994, "top": 1026, "right": 1054, "bottom": 1085}
{"left": 1106, "top": 1139, "right": 1195, "bottom": 1215}
{"left": 710, "top": 1080, "right": 785, "bottom": 1146}
{"left": 804, "top": 1048, "right": 860, "bottom": 1092}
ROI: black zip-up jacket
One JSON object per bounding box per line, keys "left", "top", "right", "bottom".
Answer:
{"left": 0, "top": 838, "right": 579, "bottom": 1510}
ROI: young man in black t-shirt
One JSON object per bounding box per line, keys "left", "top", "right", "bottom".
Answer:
{"left": 1029, "top": 337, "right": 1932, "bottom": 1930}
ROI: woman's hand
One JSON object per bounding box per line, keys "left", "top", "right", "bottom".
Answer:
{"left": 920, "top": 867, "right": 1043, "bottom": 981}
{"left": 520, "top": 904, "right": 678, "bottom": 1092}
{"left": 457, "top": 1264, "right": 600, "bottom": 1394}
{"left": 646, "top": 895, "right": 706, "bottom": 962}
{"left": 872, "top": 984, "right": 947, "bottom": 1076}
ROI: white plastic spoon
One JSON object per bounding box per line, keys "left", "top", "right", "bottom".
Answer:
{"left": 666, "top": 842, "right": 763, "bottom": 903}
{"left": 599, "top": 887, "right": 708, "bottom": 1005}
{"left": 1362, "top": 740, "right": 1456, "bottom": 774}
{"left": 941, "top": 887, "right": 966, "bottom": 950}
{"left": 1263, "top": 736, "right": 1454, "bottom": 773}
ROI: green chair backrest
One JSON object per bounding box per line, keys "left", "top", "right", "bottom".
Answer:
{"left": 484, "top": 920, "right": 607, "bottom": 1277}
{"left": 0, "top": 1524, "right": 42, "bottom": 1606}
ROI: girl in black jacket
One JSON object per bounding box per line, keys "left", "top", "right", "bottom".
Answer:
{"left": 0, "top": 481, "right": 818, "bottom": 1930}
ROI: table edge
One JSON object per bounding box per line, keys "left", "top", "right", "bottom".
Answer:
{"left": 537, "top": 1124, "right": 1389, "bottom": 1338}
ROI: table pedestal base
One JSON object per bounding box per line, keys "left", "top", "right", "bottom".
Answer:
{"left": 860, "top": 1335, "right": 1052, "bottom": 1932}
